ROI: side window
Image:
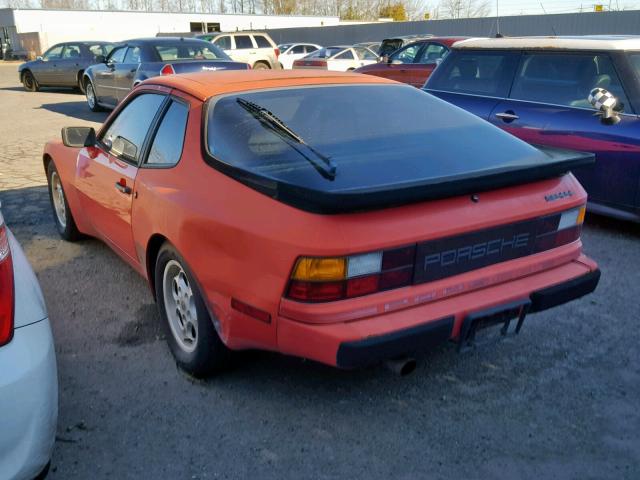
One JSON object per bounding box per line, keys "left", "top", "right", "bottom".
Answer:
{"left": 234, "top": 35, "right": 253, "bottom": 49}
{"left": 510, "top": 53, "right": 630, "bottom": 111}
{"left": 291, "top": 45, "right": 305, "bottom": 54}
{"left": 356, "top": 48, "right": 378, "bottom": 60}
{"left": 335, "top": 49, "right": 355, "bottom": 60}
{"left": 254, "top": 35, "right": 271, "bottom": 48}
{"left": 124, "top": 46, "right": 141, "bottom": 63}
{"left": 213, "top": 36, "right": 231, "bottom": 50}
{"left": 146, "top": 101, "right": 189, "bottom": 166}
{"left": 428, "top": 50, "right": 519, "bottom": 97}
{"left": 62, "top": 45, "right": 81, "bottom": 59}
{"left": 101, "top": 94, "right": 165, "bottom": 163}
{"left": 42, "top": 45, "right": 64, "bottom": 61}
{"left": 417, "top": 43, "right": 448, "bottom": 64}
{"left": 391, "top": 44, "right": 421, "bottom": 63}
{"left": 108, "top": 46, "right": 127, "bottom": 64}
{"left": 305, "top": 45, "right": 318, "bottom": 54}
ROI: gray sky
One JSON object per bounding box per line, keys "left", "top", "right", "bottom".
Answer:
{"left": 491, "top": 0, "right": 639, "bottom": 16}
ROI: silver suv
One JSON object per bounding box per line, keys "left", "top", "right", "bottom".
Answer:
{"left": 197, "top": 32, "right": 281, "bottom": 69}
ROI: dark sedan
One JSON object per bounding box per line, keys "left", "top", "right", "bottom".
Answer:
{"left": 82, "top": 37, "right": 249, "bottom": 111}
{"left": 18, "top": 41, "right": 113, "bottom": 92}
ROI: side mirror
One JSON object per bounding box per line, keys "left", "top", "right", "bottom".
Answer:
{"left": 61, "top": 127, "right": 96, "bottom": 148}
{"left": 111, "top": 136, "right": 137, "bottom": 162}
{"left": 95, "top": 54, "right": 106, "bottom": 63}
{"left": 588, "top": 88, "right": 621, "bottom": 125}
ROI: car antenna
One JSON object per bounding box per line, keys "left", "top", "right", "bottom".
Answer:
{"left": 495, "top": 0, "right": 503, "bottom": 37}
{"left": 539, "top": 2, "right": 558, "bottom": 36}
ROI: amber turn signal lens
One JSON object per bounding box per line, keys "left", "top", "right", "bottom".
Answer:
{"left": 292, "top": 257, "right": 346, "bottom": 282}
{"left": 577, "top": 205, "right": 586, "bottom": 225}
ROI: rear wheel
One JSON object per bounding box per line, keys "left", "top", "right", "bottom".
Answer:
{"left": 155, "top": 244, "right": 231, "bottom": 377}
{"left": 76, "top": 71, "right": 85, "bottom": 93}
{"left": 47, "top": 161, "right": 80, "bottom": 241}
{"left": 22, "top": 70, "right": 39, "bottom": 92}
{"left": 253, "top": 61, "right": 270, "bottom": 70}
{"left": 84, "top": 80, "right": 102, "bottom": 112}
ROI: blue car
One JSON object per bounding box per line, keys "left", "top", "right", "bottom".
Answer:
{"left": 425, "top": 36, "right": 640, "bottom": 222}
{"left": 82, "top": 37, "right": 249, "bottom": 111}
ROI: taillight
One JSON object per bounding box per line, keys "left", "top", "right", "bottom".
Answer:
{"left": 287, "top": 246, "right": 415, "bottom": 303}
{"left": 534, "top": 205, "right": 586, "bottom": 252}
{"left": 274, "top": 48, "right": 280, "bottom": 58}
{"left": 0, "top": 213, "right": 14, "bottom": 347}
{"left": 160, "top": 64, "right": 175, "bottom": 76}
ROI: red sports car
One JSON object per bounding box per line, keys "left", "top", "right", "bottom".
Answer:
{"left": 355, "top": 37, "right": 468, "bottom": 88}
{"left": 44, "top": 70, "right": 600, "bottom": 376}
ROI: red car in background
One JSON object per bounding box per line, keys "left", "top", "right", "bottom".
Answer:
{"left": 355, "top": 37, "right": 468, "bottom": 88}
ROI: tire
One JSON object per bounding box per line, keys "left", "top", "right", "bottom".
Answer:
{"left": 155, "top": 243, "right": 231, "bottom": 377}
{"left": 84, "top": 80, "right": 103, "bottom": 112}
{"left": 46, "top": 161, "right": 80, "bottom": 241}
{"left": 253, "top": 61, "right": 270, "bottom": 70}
{"left": 22, "top": 70, "right": 39, "bottom": 92}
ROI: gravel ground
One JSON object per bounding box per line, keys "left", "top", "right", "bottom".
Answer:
{"left": 1, "top": 63, "right": 639, "bottom": 480}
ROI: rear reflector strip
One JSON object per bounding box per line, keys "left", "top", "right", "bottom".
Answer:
{"left": 231, "top": 298, "right": 271, "bottom": 323}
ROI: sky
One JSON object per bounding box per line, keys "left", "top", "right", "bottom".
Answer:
{"left": 490, "top": 0, "right": 639, "bottom": 16}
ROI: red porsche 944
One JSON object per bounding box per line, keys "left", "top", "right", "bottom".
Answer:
{"left": 44, "top": 71, "right": 600, "bottom": 376}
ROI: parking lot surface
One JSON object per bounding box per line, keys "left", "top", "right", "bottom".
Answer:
{"left": 1, "top": 63, "right": 639, "bottom": 479}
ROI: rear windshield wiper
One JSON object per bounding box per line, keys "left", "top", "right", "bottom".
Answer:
{"left": 236, "top": 97, "right": 337, "bottom": 180}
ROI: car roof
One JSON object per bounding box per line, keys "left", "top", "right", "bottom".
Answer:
{"left": 124, "top": 37, "right": 210, "bottom": 44}
{"left": 455, "top": 35, "right": 640, "bottom": 51}
{"left": 144, "top": 70, "right": 395, "bottom": 101}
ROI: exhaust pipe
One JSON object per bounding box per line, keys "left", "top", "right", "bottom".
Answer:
{"left": 384, "top": 357, "right": 417, "bottom": 376}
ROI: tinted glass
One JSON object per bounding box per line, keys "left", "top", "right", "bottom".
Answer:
{"left": 417, "top": 43, "right": 448, "bottom": 64}
{"left": 43, "top": 45, "right": 63, "bottom": 61}
{"left": 147, "top": 101, "right": 189, "bottom": 165}
{"left": 278, "top": 44, "right": 292, "bottom": 51}
{"left": 305, "top": 45, "right": 319, "bottom": 53}
{"left": 308, "top": 47, "right": 344, "bottom": 59}
{"left": 427, "top": 50, "right": 519, "bottom": 97}
{"left": 380, "top": 39, "right": 403, "bottom": 56}
{"left": 62, "top": 45, "right": 81, "bottom": 59}
{"left": 154, "top": 42, "right": 228, "bottom": 61}
{"left": 254, "top": 35, "right": 271, "bottom": 48}
{"left": 234, "top": 35, "right": 253, "bottom": 49}
{"left": 291, "top": 45, "right": 305, "bottom": 54}
{"left": 108, "top": 46, "right": 127, "bottom": 64}
{"left": 358, "top": 48, "right": 378, "bottom": 60}
{"left": 206, "top": 85, "right": 548, "bottom": 194}
{"left": 213, "top": 36, "right": 231, "bottom": 50}
{"left": 628, "top": 52, "right": 640, "bottom": 78}
{"left": 391, "top": 44, "right": 421, "bottom": 63}
{"left": 511, "top": 52, "right": 630, "bottom": 111}
{"left": 124, "top": 46, "right": 141, "bottom": 63}
{"left": 89, "top": 44, "right": 113, "bottom": 58}
{"left": 335, "top": 49, "right": 354, "bottom": 60}
{"left": 102, "top": 94, "right": 165, "bottom": 162}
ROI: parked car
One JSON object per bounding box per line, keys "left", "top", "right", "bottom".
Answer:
{"left": 43, "top": 70, "right": 599, "bottom": 376}
{"left": 354, "top": 41, "right": 382, "bottom": 54}
{"left": 277, "top": 43, "right": 322, "bottom": 69}
{"left": 378, "top": 34, "right": 433, "bottom": 58}
{"left": 425, "top": 36, "right": 640, "bottom": 222}
{"left": 292, "top": 46, "right": 378, "bottom": 71}
{"left": 82, "top": 37, "right": 249, "bottom": 111}
{"left": 0, "top": 209, "right": 57, "bottom": 479}
{"left": 356, "top": 37, "right": 467, "bottom": 88}
{"left": 197, "top": 31, "right": 281, "bottom": 69}
{"left": 18, "top": 41, "right": 113, "bottom": 93}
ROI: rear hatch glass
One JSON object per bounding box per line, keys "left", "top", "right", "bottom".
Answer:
{"left": 204, "top": 84, "right": 593, "bottom": 213}
{"left": 154, "top": 42, "right": 228, "bottom": 61}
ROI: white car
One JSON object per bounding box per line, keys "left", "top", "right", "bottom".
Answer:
{"left": 277, "top": 43, "right": 321, "bottom": 69}
{"left": 0, "top": 210, "right": 57, "bottom": 480}
{"left": 292, "top": 45, "right": 378, "bottom": 72}
{"left": 197, "top": 32, "right": 282, "bottom": 70}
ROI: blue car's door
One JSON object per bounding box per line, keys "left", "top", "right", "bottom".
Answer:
{"left": 94, "top": 46, "right": 127, "bottom": 107}
{"left": 424, "top": 49, "right": 520, "bottom": 120}
{"left": 488, "top": 51, "right": 640, "bottom": 215}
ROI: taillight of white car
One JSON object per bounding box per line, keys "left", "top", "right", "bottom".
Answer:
{"left": 0, "top": 212, "right": 14, "bottom": 346}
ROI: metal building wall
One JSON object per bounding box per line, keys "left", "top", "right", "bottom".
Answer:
{"left": 265, "top": 10, "right": 640, "bottom": 45}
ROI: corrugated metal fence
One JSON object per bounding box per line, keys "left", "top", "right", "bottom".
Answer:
{"left": 264, "top": 10, "right": 640, "bottom": 45}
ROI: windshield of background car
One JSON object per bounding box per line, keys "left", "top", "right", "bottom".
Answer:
{"left": 154, "top": 42, "right": 229, "bottom": 61}
{"left": 307, "top": 47, "right": 344, "bottom": 59}
{"left": 205, "top": 84, "right": 551, "bottom": 194}
{"left": 426, "top": 49, "right": 520, "bottom": 97}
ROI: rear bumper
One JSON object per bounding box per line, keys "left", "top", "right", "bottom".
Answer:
{"left": 277, "top": 257, "right": 599, "bottom": 368}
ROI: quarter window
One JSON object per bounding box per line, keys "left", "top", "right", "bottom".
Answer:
{"left": 234, "top": 35, "right": 253, "bottom": 49}
{"left": 254, "top": 35, "right": 271, "bottom": 48}
{"left": 101, "top": 94, "right": 165, "bottom": 163}
{"left": 427, "top": 50, "right": 519, "bottom": 97}
{"left": 510, "top": 53, "right": 630, "bottom": 111}
{"left": 146, "top": 101, "right": 189, "bottom": 166}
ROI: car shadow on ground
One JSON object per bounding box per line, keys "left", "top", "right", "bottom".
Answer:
{"left": 585, "top": 212, "right": 640, "bottom": 238}
{"left": 37, "top": 101, "right": 108, "bottom": 123}
{"left": 0, "top": 86, "right": 80, "bottom": 94}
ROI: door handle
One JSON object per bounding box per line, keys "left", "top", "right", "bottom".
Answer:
{"left": 115, "top": 181, "right": 132, "bottom": 195}
{"left": 495, "top": 112, "right": 519, "bottom": 122}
